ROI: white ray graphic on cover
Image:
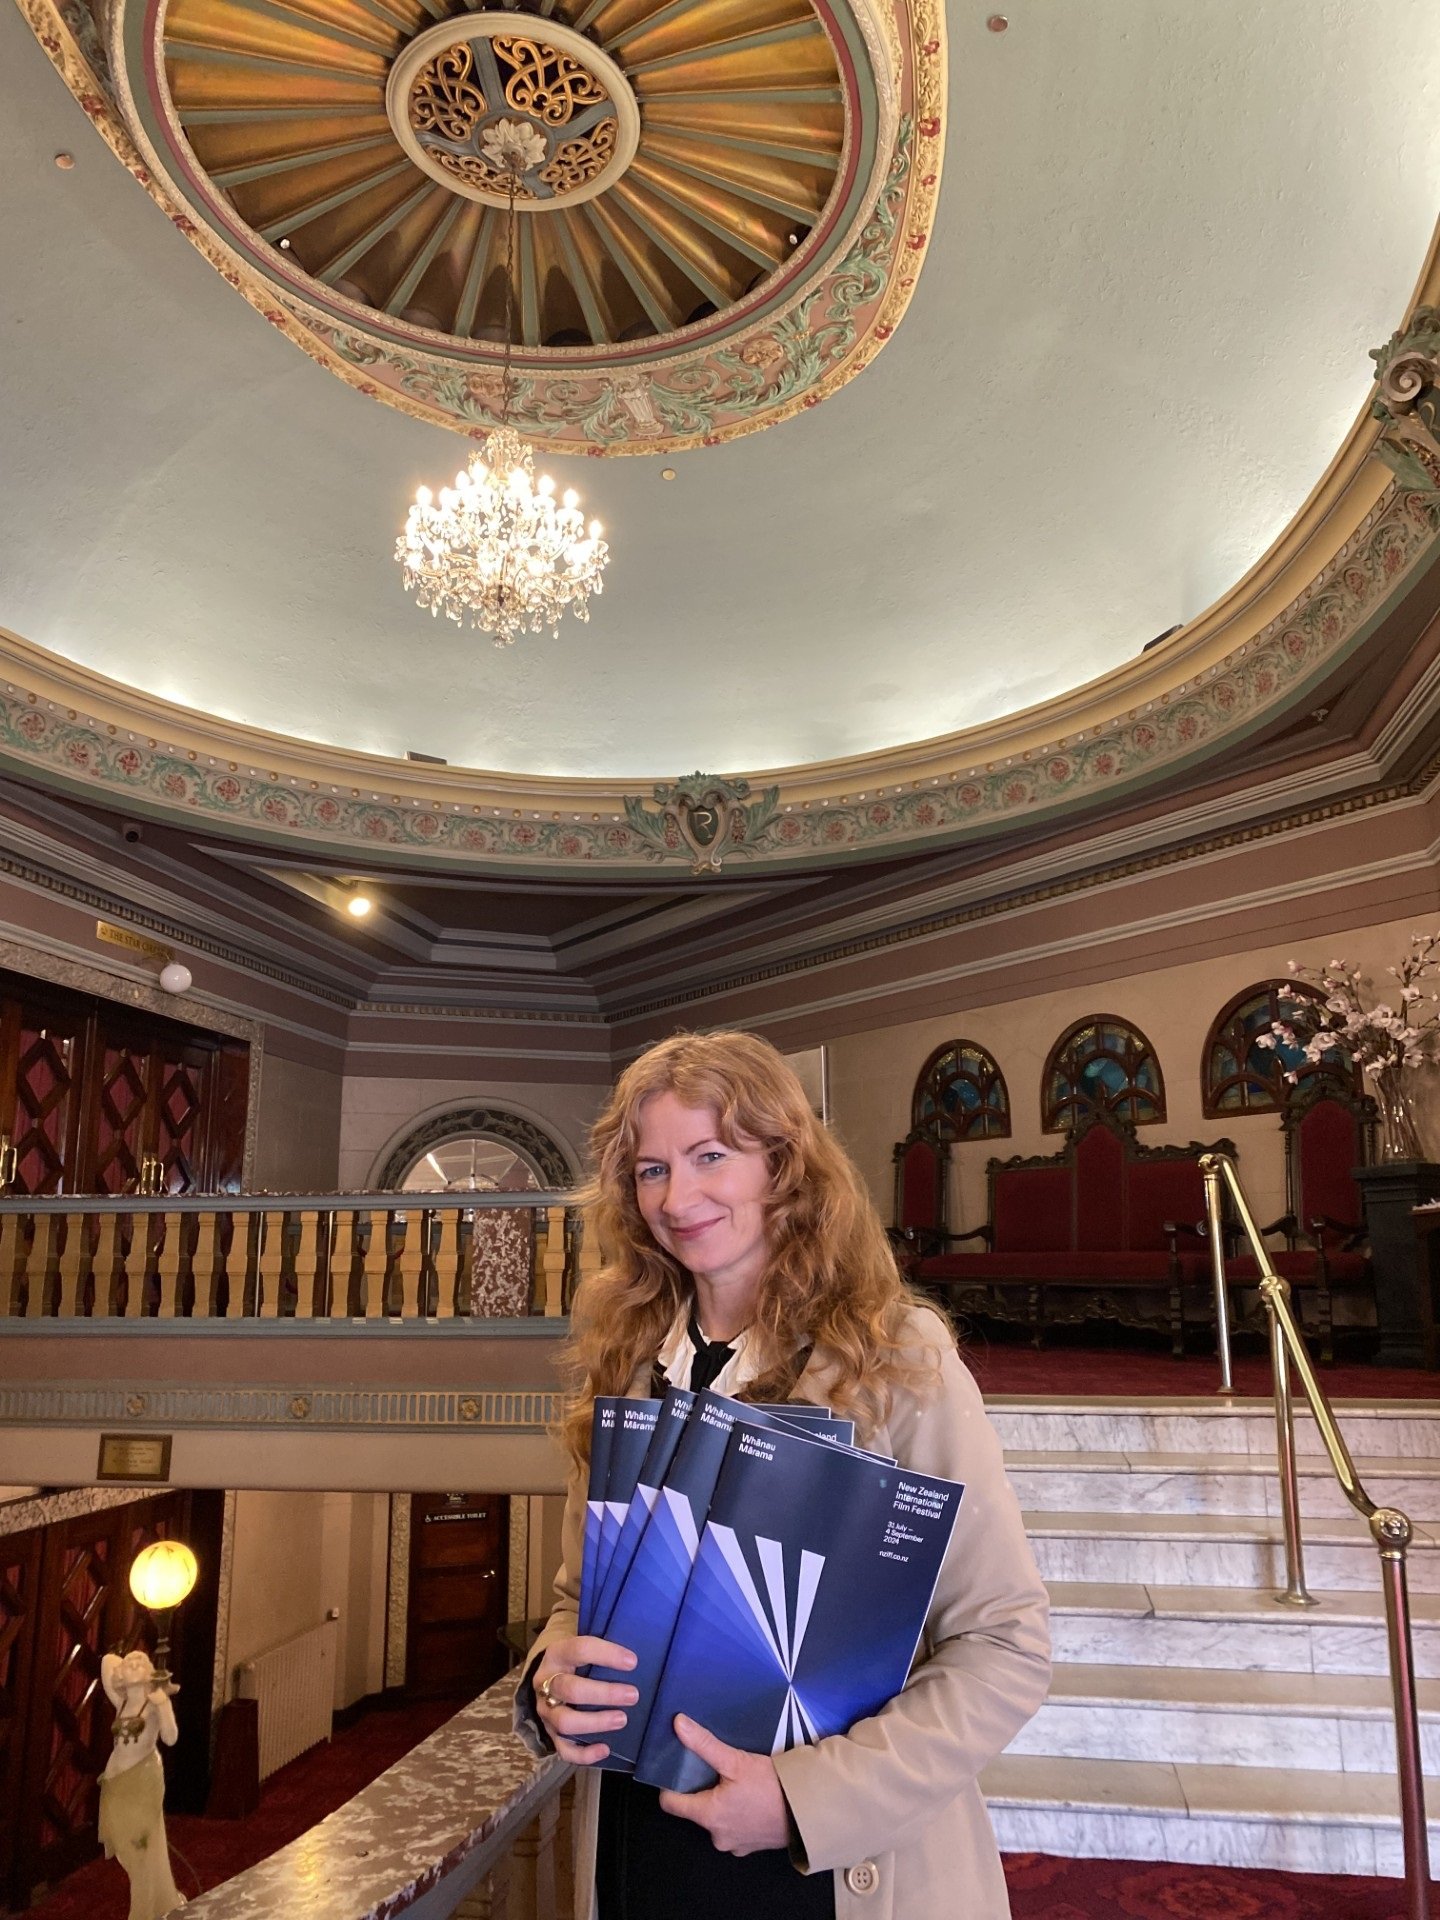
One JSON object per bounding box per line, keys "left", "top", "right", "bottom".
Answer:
{"left": 710, "top": 1526, "right": 823, "bottom": 1752}
{"left": 662, "top": 1487, "right": 700, "bottom": 1560}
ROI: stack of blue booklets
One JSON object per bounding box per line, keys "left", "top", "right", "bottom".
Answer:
{"left": 574, "top": 1387, "right": 964, "bottom": 1792}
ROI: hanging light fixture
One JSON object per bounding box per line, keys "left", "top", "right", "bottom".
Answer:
{"left": 395, "top": 121, "right": 609, "bottom": 646}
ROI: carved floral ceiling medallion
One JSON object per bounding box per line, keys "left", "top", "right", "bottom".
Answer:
{"left": 18, "top": 0, "right": 942, "bottom": 452}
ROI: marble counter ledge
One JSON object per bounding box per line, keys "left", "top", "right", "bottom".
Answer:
{"left": 184, "top": 1672, "right": 567, "bottom": 1920}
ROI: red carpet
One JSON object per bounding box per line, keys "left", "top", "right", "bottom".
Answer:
{"left": 15, "top": 1697, "right": 1430, "bottom": 1920}
{"left": 958, "top": 1331, "right": 1440, "bottom": 1400}
{"left": 1004, "top": 1851, "right": 1428, "bottom": 1917}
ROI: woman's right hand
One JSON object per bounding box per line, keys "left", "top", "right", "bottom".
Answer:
{"left": 531, "top": 1635, "right": 639, "bottom": 1765}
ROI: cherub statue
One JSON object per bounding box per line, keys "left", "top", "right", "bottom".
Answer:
{"left": 98, "top": 1649, "right": 187, "bottom": 1920}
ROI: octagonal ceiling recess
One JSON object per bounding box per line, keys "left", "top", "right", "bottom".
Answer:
{"left": 4, "top": 0, "right": 1440, "bottom": 788}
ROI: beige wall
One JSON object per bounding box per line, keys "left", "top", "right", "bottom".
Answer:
{"left": 828, "top": 907, "right": 1435, "bottom": 1236}
{"left": 227, "top": 1489, "right": 387, "bottom": 1709}
{"left": 252, "top": 1052, "right": 345, "bottom": 1191}
{"left": 338, "top": 1075, "right": 605, "bottom": 1190}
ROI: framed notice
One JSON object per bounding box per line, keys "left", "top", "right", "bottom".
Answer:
{"left": 97, "top": 1433, "right": 173, "bottom": 1483}
{"left": 784, "top": 1045, "right": 830, "bottom": 1125}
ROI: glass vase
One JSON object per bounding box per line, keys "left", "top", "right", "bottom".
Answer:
{"left": 1372, "top": 1063, "right": 1427, "bottom": 1163}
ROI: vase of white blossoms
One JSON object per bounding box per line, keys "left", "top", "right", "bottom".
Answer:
{"left": 1261, "top": 933, "right": 1440, "bottom": 1163}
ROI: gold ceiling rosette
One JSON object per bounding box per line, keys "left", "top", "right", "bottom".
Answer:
{"left": 16, "top": 0, "right": 945, "bottom": 452}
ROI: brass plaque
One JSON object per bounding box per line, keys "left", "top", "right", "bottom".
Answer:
{"left": 97, "top": 1433, "right": 173, "bottom": 1482}
{"left": 95, "top": 920, "right": 172, "bottom": 965}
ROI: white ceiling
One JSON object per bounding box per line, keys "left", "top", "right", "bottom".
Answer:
{"left": 2, "top": 0, "right": 1439, "bottom": 781}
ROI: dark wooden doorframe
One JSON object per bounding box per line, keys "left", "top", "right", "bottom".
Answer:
{"left": 0, "top": 1488, "right": 224, "bottom": 1909}
{"left": 405, "top": 1493, "right": 510, "bottom": 1701}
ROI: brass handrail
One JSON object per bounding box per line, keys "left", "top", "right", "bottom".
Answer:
{"left": 1199, "top": 1151, "right": 1432, "bottom": 1919}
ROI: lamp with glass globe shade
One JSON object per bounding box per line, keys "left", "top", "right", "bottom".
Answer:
{"left": 129, "top": 1539, "right": 199, "bottom": 1688}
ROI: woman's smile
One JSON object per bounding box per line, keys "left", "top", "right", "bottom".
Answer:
{"left": 633, "top": 1090, "right": 773, "bottom": 1324}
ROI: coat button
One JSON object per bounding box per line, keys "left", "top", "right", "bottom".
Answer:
{"left": 844, "top": 1862, "right": 879, "bottom": 1895}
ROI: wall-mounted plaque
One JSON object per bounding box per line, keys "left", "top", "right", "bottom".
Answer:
{"left": 97, "top": 1433, "right": 173, "bottom": 1482}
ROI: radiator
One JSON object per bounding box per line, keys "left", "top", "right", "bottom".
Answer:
{"left": 235, "top": 1616, "right": 338, "bottom": 1780}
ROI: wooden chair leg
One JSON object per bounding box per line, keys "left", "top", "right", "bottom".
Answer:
{"left": 1169, "top": 1285, "right": 1184, "bottom": 1359}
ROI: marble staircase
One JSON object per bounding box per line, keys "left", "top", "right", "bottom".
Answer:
{"left": 980, "top": 1396, "right": 1440, "bottom": 1876}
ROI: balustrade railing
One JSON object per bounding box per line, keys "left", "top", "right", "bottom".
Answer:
{"left": 0, "top": 1192, "right": 597, "bottom": 1322}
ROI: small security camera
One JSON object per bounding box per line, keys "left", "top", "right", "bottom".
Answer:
{"left": 121, "top": 822, "right": 144, "bottom": 844}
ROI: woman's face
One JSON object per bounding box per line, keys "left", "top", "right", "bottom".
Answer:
{"left": 633, "top": 1091, "right": 773, "bottom": 1303}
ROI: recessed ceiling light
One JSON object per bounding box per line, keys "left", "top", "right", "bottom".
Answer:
{"left": 54, "top": 152, "right": 75, "bottom": 170}
{"left": 278, "top": 237, "right": 292, "bottom": 250}
{"left": 346, "top": 891, "right": 373, "bottom": 918}
{"left": 661, "top": 468, "right": 677, "bottom": 481}
{"left": 987, "top": 12, "right": 1008, "bottom": 30}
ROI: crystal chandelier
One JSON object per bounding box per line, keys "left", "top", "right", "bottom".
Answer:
{"left": 395, "top": 122, "right": 609, "bottom": 646}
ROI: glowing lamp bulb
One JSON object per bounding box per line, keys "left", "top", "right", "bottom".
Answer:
{"left": 589, "top": 519, "right": 602, "bottom": 538}
{"left": 129, "top": 1539, "right": 198, "bottom": 1612}
{"left": 416, "top": 485, "right": 432, "bottom": 508}
{"left": 347, "top": 892, "right": 373, "bottom": 918}
{"left": 562, "top": 488, "right": 578, "bottom": 509}
{"left": 538, "top": 474, "right": 555, "bottom": 496}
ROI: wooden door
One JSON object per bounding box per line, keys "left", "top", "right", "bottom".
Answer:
{"left": 2, "top": 1489, "right": 221, "bottom": 1907}
{"left": 0, "top": 1529, "right": 42, "bottom": 1895}
{"left": 406, "top": 1494, "right": 510, "bottom": 1699}
{"left": 86, "top": 1026, "right": 157, "bottom": 1194}
{"left": 0, "top": 988, "right": 87, "bottom": 1195}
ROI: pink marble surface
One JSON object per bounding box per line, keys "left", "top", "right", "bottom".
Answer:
{"left": 185, "top": 1673, "right": 564, "bottom": 1920}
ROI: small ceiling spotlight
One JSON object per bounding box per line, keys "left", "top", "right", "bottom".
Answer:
{"left": 987, "top": 13, "right": 1009, "bottom": 30}
{"left": 278, "top": 236, "right": 292, "bottom": 249}
{"left": 347, "top": 890, "right": 373, "bottom": 918}
{"left": 54, "top": 152, "right": 75, "bottom": 170}
{"left": 661, "top": 468, "right": 677, "bottom": 482}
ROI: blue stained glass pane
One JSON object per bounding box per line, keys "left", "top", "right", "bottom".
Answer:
{"left": 1081, "top": 1057, "right": 1128, "bottom": 1099}
{"left": 1135, "top": 1058, "right": 1159, "bottom": 1092}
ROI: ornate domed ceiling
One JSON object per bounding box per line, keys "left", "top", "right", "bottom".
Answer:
{"left": 53, "top": 0, "right": 931, "bottom": 448}
{"left": 4, "top": 0, "right": 1440, "bottom": 871}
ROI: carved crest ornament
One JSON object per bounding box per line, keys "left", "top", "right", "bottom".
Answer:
{"left": 624, "top": 775, "right": 781, "bottom": 874}
{"left": 1371, "top": 307, "right": 1440, "bottom": 496}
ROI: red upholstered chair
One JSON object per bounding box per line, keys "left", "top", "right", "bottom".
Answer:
{"left": 889, "top": 1129, "right": 952, "bottom": 1264}
{"left": 1223, "top": 1084, "right": 1375, "bottom": 1360}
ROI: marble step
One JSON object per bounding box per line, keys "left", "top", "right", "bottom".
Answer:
{"left": 1047, "top": 1580, "right": 1440, "bottom": 1677}
{"left": 1012, "top": 1661, "right": 1440, "bottom": 1773}
{"left": 1006, "top": 1449, "right": 1440, "bottom": 1520}
{"left": 981, "top": 1751, "right": 1439, "bottom": 1876}
{"left": 989, "top": 1398, "right": 1440, "bottom": 1462}
{"left": 1024, "top": 1508, "right": 1440, "bottom": 1592}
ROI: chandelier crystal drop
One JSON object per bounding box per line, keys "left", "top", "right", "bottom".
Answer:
{"left": 394, "top": 120, "right": 610, "bottom": 646}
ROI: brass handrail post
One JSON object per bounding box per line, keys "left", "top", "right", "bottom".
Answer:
{"left": 1374, "top": 1505, "right": 1433, "bottom": 1919}
{"left": 1199, "top": 1157, "right": 1236, "bottom": 1395}
{"left": 1202, "top": 1149, "right": 1431, "bottom": 1915}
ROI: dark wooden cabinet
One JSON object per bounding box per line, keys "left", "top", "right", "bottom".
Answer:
{"left": 0, "top": 971, "right": 248, "bottom": 1195}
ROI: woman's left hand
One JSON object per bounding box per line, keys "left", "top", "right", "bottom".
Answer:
{"left": 657, "top": 1715, "right": 791, "bottom": 1856}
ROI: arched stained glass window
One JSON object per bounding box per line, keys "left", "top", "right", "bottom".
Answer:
{"left": 912, "top": 1041, "right": 1010, "bottom": 1141}
{"left": 1203, "top": 981, "right": 1355, "bottom": 1116}
{"left": 1042, "top": 1016, "right": 1164, "bottom": 1133}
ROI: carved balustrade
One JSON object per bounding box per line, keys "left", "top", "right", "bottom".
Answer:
{"left": 0, "top": 1192, "right": 600, "bottom": 1322}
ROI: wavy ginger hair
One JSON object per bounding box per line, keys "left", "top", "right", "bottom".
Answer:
{"left": 560, "top": 1030, "right": 934, "bottom": 1465}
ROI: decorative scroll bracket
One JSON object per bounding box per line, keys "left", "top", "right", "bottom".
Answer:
{"left": 623, "top": 772, "right": 780, "bottom": 874}
{"left": 1371, "top": 306, "right": 1440, "bottom": 494}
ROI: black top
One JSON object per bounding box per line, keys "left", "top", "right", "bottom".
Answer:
{"left": 597, "top": 1321, "right": 835, "bottom": 1920}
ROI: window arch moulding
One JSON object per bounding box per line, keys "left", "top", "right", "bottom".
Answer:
{"left": 373, "top": 1104, "right": 576, "bottom": 1191}
{"left": 1043, "top": 1015, "right": 1165, "bottom": 1135}
{"left": 911, "top": 1040, "right": 1011, "bottom": 1142}
{"left": 1203, "top": 980, "right": 1358, "bottom": 1119}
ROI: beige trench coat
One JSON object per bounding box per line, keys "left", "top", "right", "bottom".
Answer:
{"left": 516, "top": 1305, "right": 1051, "bottom": 1920}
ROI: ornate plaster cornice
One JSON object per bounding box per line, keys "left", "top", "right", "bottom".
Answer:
{"left": 0, "top": 1378, "right": 563, "bottom": 1432}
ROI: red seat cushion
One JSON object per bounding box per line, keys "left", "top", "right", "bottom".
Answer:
{"left": 1295, "top": 1098, "right": 1365, "bottom": 1237}
{"left": 921, "top": 1250, "right": 1174, "bottom": 1283}
{"left": 897, "top": 1137, "right": 941, "bottom": 1234}
{"left": 1225, "top": 1249, "right": 1326, "bottom": 1285}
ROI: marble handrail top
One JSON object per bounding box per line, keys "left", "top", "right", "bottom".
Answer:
{"left": 184, "top": 1671, "right": 568, "bottom": 1920}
